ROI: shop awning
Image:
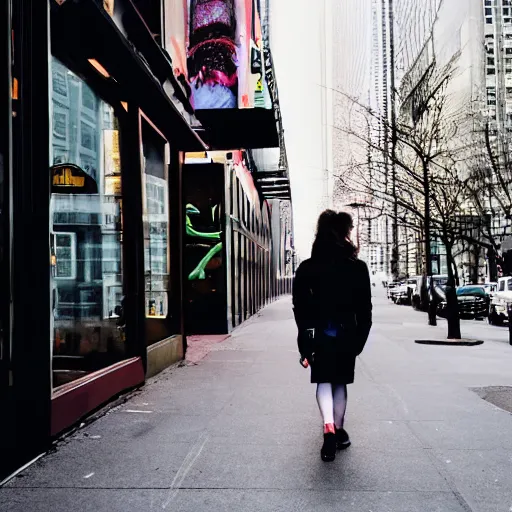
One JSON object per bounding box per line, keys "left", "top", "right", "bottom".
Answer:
{"left": 50, "top": 0, "right": 207, "bottom": 151}
{"left": 194, "top": 108, "right": 280, "bottom": 150}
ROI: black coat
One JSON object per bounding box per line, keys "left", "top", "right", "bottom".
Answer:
{"left": 292, "top": 244, "right": 372, "bottom": 384}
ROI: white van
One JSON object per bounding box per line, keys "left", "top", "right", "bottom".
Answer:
{"left": 489, "top": 277, "right": 512, "bottom": 325}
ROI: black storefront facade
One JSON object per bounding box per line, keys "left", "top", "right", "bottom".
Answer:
{"left": 0, "top": 0, "right": 207, "bottom": 480}
{"left": 1, "top": 0, "right": 293, "bottom": 481}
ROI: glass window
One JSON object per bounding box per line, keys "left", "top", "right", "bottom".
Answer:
{"left": 52, "top": 68, "right": 68, "bottom": 97}
{"left": 50, "top": 57, "right": 125, "bottom": 388}
{"left": 141, "top": 119, "right": 169, "bottom": 325}
{"left": 81, "top": 84, "right": 96, "bottom": 112}
{"left": 55, "top": 233, "right": 77, "bottom": 279}
{"left": 53, "top": 110, "right": 68, "bottom": 140}
{"left": 80, "top": 121, "right": 97, "bottom": 152}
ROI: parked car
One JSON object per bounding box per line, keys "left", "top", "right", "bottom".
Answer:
{"left": 489, "top": 277, "right": 512, "bottom": 325}
{"left": 411, "top": 275, "right": 448, "bottom": 311}
{"left": 437, "top": 285, "right": 490, "bottom": 320}
{"left": 391, "top": 278, "right": 418, "bottom": 305}
{"left": 390, "top": 282, "right": 407, "bottom": 304}
{"left": 387, "top": 282, "right": 399, "bottom": 300}
{"left": 483, "top": 282, "right": 498, "bottom": 299}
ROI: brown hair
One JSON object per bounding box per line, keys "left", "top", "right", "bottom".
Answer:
{"left": 311, "top": 210, "right": 356, "bottom": 260}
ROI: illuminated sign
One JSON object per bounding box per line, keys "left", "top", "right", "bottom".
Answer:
{"left": 166, "top": 0, "right": 270, "bottom": 110}
{"left": 52, "top": 167, "right": 85, "bottom": 188}
{"left": 104, "top": 129, "right": 121, "bottom": 175}
{"left": 51, "top": 164, "right": 98, "bottom": 194}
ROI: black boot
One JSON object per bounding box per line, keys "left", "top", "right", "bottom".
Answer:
{"left": 336, "top": 427, "right": 351, "bottom": 450}
{"left": 321, "top": 433, "right": 336, "bottom": 462}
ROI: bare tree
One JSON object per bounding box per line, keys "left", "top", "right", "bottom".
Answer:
{"left": 335, "top": 59, "right": 469, "bottom": 339}
{"left": 462, "top": 112, "right": 512, "bottom": 279}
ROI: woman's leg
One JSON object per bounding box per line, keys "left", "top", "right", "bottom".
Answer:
{"left": 333, "top": 384, "right": 348, "bottom": 429}
{"left": 316, "top": 383, "right": 335, "bottom": 427}
{"left": 316, "top": 383, "right": 337, "bottom": 461}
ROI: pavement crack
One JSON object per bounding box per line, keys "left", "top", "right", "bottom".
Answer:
{"left": 161, "top": 432, "right": 209, "bottom": 509}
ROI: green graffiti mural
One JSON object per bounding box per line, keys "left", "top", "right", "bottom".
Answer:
{"left": 186, "top": 203, "right": 222, "bottom": 241}
{"left": 188, "top": 242, "right": 223, "bottom": 281}
{"left": 186, "top": 203, "right": 223, "bottom": 281}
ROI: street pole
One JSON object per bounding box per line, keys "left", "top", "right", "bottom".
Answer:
{"left": 356, "top": 206, "right": 361, "bottom": 249}
{"left": 424, "top": 163, "right": 437, "bottom": 326}
{"left": 388, "top": 0, "right": 399, "bottom": 281}
{"left": 346, "top": 202, "right": 365, "bottom": 253}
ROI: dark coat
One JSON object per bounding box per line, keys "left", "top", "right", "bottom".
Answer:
{"left": 292, "top": 242, "right": 372, "bottom": 384}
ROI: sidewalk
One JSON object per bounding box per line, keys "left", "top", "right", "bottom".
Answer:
{"left": 3, "top": 292, "right": 512, "bottom": 512}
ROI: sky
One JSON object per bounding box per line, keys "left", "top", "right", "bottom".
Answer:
{"left": 269, "top": 0, "right": 374, "bottom": 261}
{"left": 269, "top": 0, "right": 332, "bottom": 261}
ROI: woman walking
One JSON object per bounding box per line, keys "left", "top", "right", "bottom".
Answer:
{"left": 293, "top": 210, "right": 372, "bottom": 462}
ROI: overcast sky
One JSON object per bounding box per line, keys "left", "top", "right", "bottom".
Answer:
{"left": 269, "top": 0, "right": 331, "bottom": 260}
{"left": 269, "top": 0, "right": 375, "bottom": 260}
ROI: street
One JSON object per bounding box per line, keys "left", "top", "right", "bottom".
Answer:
{"left": 2, "top": 290, "right": 512, "bottom": 512}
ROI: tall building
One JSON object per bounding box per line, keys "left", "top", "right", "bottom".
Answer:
{"left": 484, "top": 0, "right": 512, "bottom": 137}
{"left": 367, "top": 0, "right": 395, "bottom": 279}
{"left": 395, "top": 0, "right": 511, "bottom": 283}
{"left": 481, "top": 0, "right": 512, "bottom": 275}
{"left": 394, "top": 0, "right": 440, "bottom": 84}
{"left": 330, "top": 0, "right": 377, "bottom": 269}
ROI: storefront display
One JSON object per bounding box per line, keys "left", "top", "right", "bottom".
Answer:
{"left": 50, "top": 57, "right": 127, "bottom": 387}
{"left": 142, "top": 118, "right": 170, "bottom": 324}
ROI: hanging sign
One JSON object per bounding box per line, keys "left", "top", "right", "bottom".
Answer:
{"left": 51, "top": 164, "right": 98, "bottom": 194}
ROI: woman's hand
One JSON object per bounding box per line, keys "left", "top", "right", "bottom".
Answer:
{"left": 300, "top": 357, "right": 309, "bottom": 368}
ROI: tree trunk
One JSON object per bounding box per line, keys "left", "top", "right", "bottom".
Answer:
{"left": 424, "top": 162, "right": 436, "bottom": 326}
{"left": 444, "top": 239, "right": 462, "bottom": 340}
{"left": 488, "top": 246, "right": 497, "bottom": 282}
{"left": 453, "top": 259, "right": 460, "bottom": 288}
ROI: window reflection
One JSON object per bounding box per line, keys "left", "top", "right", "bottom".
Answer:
{"left": 50, "top": 58, "right": 125, "bottom": 388}
{"left": 142, "top": 120, "right": 169, "bottom": 323}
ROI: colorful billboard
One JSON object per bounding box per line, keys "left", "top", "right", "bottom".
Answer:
{"left": 165, "top": 0, "right": 271, "bottom": 110}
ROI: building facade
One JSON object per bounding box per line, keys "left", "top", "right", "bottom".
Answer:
{"left": 1, "top": 0, "right": 293, "bottom": 481}
{"left": 395, "top": 0, "right": 512, "bottom": 284}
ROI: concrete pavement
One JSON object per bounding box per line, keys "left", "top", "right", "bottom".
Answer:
{"left": 2, "top": 290, "right": 512, "bottom": 512}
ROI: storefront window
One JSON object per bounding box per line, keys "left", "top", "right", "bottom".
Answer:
{"left": 142, "top": 119, "right": 169, "bottom": 324}
{"left": 50, "top": 57, "right": 125, "bottom": 388}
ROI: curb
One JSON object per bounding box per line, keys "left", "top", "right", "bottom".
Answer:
{"left": 415, "top": 339, "right": 484, "bottom": 346}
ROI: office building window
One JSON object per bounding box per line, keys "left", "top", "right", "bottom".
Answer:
{"left": 55, "top": 233, "right": 77, "bottom": 280}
